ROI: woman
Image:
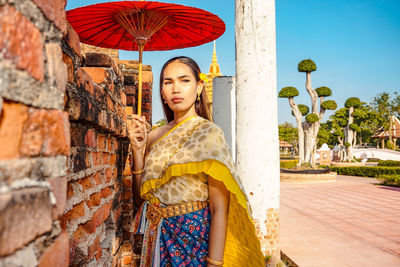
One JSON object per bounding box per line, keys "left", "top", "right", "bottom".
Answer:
{"left": 127, "top": 56, "right": 265, "bottom": 267}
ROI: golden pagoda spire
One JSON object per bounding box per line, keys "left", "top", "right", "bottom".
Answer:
{"left": 206, "top": 41, "right": 222, "bottom": 113}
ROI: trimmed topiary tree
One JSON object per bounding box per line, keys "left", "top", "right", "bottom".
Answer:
{"left": 279, "top": 59, "right": 337, "bottom": 166}
{"left": 344, "top": 97, "right": 362, "bottom": 161}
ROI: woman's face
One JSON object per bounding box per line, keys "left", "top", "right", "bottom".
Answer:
{"left": 161, "top": 61, "right": 202, "bottom": 114}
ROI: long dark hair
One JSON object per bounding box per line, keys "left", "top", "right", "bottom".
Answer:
{"left": 160, "top": 56, "right": 212, "bottom": 123}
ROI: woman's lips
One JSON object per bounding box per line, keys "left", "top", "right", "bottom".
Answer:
{"left": 171, "top": 97, "right": 184, "bottom": 103}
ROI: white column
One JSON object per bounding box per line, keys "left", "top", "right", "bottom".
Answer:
{"left": 235, "top": 0, "right": 280, "bottom": 259}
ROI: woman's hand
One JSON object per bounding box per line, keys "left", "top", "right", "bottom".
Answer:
{"left": 127, "top": 114, "right": 148, "bottom": 153}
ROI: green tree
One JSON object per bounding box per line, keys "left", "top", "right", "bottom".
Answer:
{"left": 279, "top": 59, "right": 337, "bottom": 167}
{"left": 279, "top": 123, "right": 298, "bottom": 147}
{"left": 372, "top": 92, "right": 397, "bottom": 142}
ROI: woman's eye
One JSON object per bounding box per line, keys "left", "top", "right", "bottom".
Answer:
{"left": 164, "top": 81, "right": 172, "bottom": 85}
{"left": 182, "top": 79, "right": 190, "bottom": 83}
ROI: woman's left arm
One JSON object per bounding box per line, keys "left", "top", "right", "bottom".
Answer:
{"left": 207, "top": 176, "right": 230, "bottom": 266}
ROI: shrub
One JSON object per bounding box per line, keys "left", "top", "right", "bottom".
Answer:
{"left": 321, "top": 100, "right": 337, "bottom": 110}
{"left": 329, "top": 166, "right": 400, "bottom": 177}
{"left": 298, "top": 104, "right": 309, "bottom": 116}
{"left": 378, "top": 160, "right": 400, "bottom": 167}
{"left": 315, "top": 86, "right": 332, "bottom": 97}
{"left": 279, "top": 87, "right": 299, "bottom": 98}
{"left": 280, "top": 160, "right": 299, "bottom": 169}
{"left": 377, "top": 174, "right": 400, "bottom": 186}
{"left": 305, "top": 113, "right": 319, "bottom": 123}
{"left": 349, "top": 123, "right": 361, "bottom": 132}
{"left": 387, "top": 140, "right": 395, "bottom": 150}
{"left": 344, "top": 142, "right": 351, "bottom": 147}
{"left": 345, "top": 97, "right": 361, "bottom": 108}
{"left": 298, "top": 59, "right": 317, "bottom": 72}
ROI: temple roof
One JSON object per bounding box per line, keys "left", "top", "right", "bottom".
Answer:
{"left": 372, "top": 116, "right": 400, "bottom": 138}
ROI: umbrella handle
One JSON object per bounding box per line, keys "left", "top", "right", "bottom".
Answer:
{"left": 137, "top": 40, "right": 145, "bottom": 117}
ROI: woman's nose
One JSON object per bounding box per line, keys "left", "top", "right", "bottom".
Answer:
{"left": 171, "top": 82, "right": 181, "bottom": 94}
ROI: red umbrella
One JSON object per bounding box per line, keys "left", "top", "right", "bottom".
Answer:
{"left": 67, "top": 1, "right": 225, "bottom": 116}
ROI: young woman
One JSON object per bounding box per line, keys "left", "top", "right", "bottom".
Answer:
{"left": 127, "top": 56, "right": 264, "bottom": 267}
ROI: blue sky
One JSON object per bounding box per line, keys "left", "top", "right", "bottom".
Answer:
{"left": 66, "top": 0, "right": 400, "bottom": 124}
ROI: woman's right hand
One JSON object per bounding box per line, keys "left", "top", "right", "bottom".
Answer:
{"left": 126, "top": 114, "right": 148, "bottom": 154}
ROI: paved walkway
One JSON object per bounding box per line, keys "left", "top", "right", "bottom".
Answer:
{"left": 280, "top": 175, "right": 400, "bottom": 267}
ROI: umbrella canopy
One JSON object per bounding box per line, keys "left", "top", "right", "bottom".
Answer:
{"left": 67, "top": 1, "right": 225, "bottom": 51}
{"left": 67, "top": 1, "right": 225, "bottom": 116}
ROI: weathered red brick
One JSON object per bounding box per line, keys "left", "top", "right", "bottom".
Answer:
{"left": 93, "top": 172, "right": 102, "bottom": 185}
{"left": 20, "top": 109, "right": 70, "bottom": 157}
{"left": 126, "top": 95, "right": 136, "bottom": 106}
{"left": 0, "top": 5, "right": 44, "bottom": 81}
{"left": 46, "top": 43, "right": 67, "bottom": 93}
{"left": 113, "top": 139, "right": 119, "bottom": 151}
{"left": 110, "top": 154, "right": 117, "bottom": 165}
{"left": 38, "top": 232, "right": 69, "bottom": 267}
{"left": 94, "top": 85, "right": 106, "bottom": 103}
{"left": 0, "top": 188, "right": 52, "bottom": 256}
{"left": 97, "top": 134, "right": 106, "bottom": 150}
{"left": 87, "top": 192, "right": 101, "bottom": 208}
{"left": 102, "top": 152, "right": 110, "bottom": 164}
{"left": 113, "top": 168, "right": 118, "bottom": 179}
{"left": 107, "top": 138, "right": 113, "bottom": 151}
{"left": 107, "top": 79, "right": 115, "bottom": 93}
{"left": 0, "top": 102, "right": 28, "bottom": 160}
{"left": 107, "top": 95, "right": 114, "bottom": 112}
{"left": 48, "top": 177, "right": 67, "bottom": 220}
{"left": 72, "top": 225, "right": 86, "bottom": 241}
{"left": 62, "top": 53, "right": 74, "bottom": 83}
{"left": 100, "top": 186, "right": 112, "bottom": 199}
{"left": 78, "top": 176, "right": 93, "bottom": 191}
{"left": 67, "top": 182, "right": 75, "bottom": 198}
{"left": 32, "top": 0, "right": 67, "bottom": 34}
{"left": 92, "top": 151, "right": 102, "bottom": 166}
{"left": 88, "top": 235, "right": 101, "bottom": 259}
{"left": 110, "top": 117, "right": 116, "bottom": 132}
{"left": 84, "top": 129, "right": 96, "bottom": 148}
{"left": 112, "top": 206, "right": 122, "bottom": 223}
{"left": 82, "top": 201, "right": 112, "bottom": 234}
{"left": 85, "top": 151, "right": 92, "bottom": 167}
{"left": 142, "top": 90, "right": 151, "bottom": 99}
{"left": 62, "top": 202, "right": 85, "bottom": 221}
{"left": 76, "top": 68, "right": 94, "bottom": 95}
{"left": 85, "top": 53, "right": 113, "bottom": 67}
{"left": 105, "top": 168, "right": 113, "bottom": 182}
{"left": 66, "top": 92, "right": 81, "bottom": 120}
{"left": 82, "top": 67, "right": 109, "bottom": 84}
{"left": 124, "top": 86, "right": 136, "bottom": 95}
{"left": 120, "top": 91, "right": 127, "bottom": 106}
{"left": 64, "top": 22, "right": 80, "bottom": 55}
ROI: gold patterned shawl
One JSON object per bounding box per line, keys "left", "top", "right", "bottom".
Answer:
{"left": 141, "top": 116, "right": 265, "bottom": 266}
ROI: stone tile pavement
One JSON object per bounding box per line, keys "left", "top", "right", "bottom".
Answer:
{"left": 280, "top": 175, "right": 400, "bottom": 267}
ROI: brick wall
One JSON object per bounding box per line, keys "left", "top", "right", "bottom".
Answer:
{"left": 0, "top": 1, "right": 152, "bottom": 266}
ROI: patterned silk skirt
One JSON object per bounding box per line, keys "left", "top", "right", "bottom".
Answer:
{"left": 159, "top": 207, "right": 210, "bottom": 267}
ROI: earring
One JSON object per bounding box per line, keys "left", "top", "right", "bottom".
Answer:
{"left": 197, "top": 93, "right": 201, "bottom": 101}
{"left": 163, "top": 99, "right": 167, "bottom": 103}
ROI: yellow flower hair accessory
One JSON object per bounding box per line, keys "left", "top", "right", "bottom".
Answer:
{"left": 199, "top": 73, "right": 208, "bottom": 83}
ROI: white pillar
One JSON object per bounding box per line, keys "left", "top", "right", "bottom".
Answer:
{"left": 235, "top": 0, "right": 280, "bottom": 262}
{"left": 212, "top": 76, "right": 236, "bottom": 162}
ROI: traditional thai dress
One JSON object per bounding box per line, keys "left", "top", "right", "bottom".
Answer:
{"left": 133, "top": 116, "right": 265, "bottom": 267}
